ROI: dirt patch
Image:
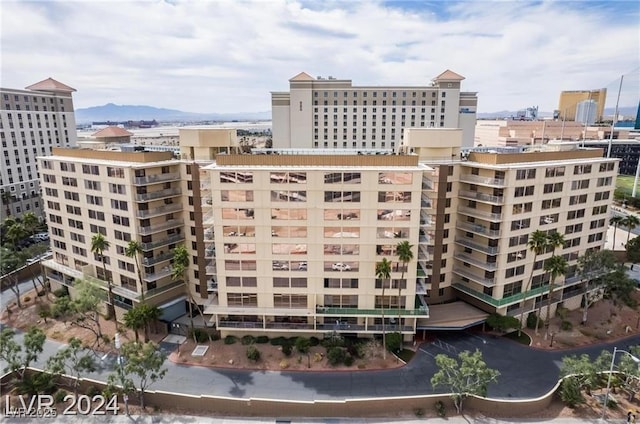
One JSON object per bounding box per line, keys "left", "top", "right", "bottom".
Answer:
{"left": 525, "top": 291, "right": 640, "bottom": 351}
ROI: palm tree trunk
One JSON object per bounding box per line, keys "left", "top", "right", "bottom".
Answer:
{"left": 381, "top": 283, "right": 386, "bottom": 360}
{"left": 544, "top": 282, "right": 554, "bottom": 340}
{"left": 102, "top": 258, "right": 117, "bottom": 326}
{"left": 518, "top": 253, "right": 537, "bottom": 337}
{"left": 613, "top": 224, "right": 618, "bottom": 248}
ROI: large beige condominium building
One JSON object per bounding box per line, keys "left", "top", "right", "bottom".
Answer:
{"left": 202, "top": 150, "right": 430, "bottom": 338}
{"left": 1, "top": 78, "right": 77, "bottom": 221}
{"left": 271, "top": 70, "right": 478, "bottom": 151}
{"left": 558, "top": 88, "right": 607, "bottom": 122}
{"left": 38, "top": 127, "right": 617, "bottom": 338}
{"left": 38, "top": 128, "right": 236, "bottom": 322}
{"left": 405, "top": 129, "right": 617, "bottom": 322}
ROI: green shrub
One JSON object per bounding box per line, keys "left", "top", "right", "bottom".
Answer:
{"left": 241, "top": 335, "right": 255, "bottom": 345}
{"left": 486, "top": 313, "right": 521, "bottom": 332}
{"left": 327, "top": 346, "right": 345, "bottom": 365}
{"left": 344, "top": 354, "right": 354, "bottom": 366}
{"left": 246, "top": 346, "right": 260, "bottom": 362}
{"left": 435, "top": 400, "right": 446, "bottom": 417}
{"left": 561, "top": 320, "right": 573, "bottom": 331}
{"left": 224, "top": 335, "right": 237, "bottom": 345}
{"left": 385, "top": 332, "right": 402, "bottom": 353}
{"left": 322, "top": 332, "right": 344, "bottom": 348}
{"left": 270, "top": 337, "right": 287, "bottom": 346}
{"left": 282, "top": 344, "right": 292, "bottom": 356}
{"left": 560, "top": 377, "right": 584, "bottom": 408}
{"left": 189, "top": 328, "right": 210, "bottom": 343}
{"left": 295, "top": 337, "right": 311, "bottom": 354}
{"left": 526, "top": 312, "right": 544, "bottom": 329}
{"left": 309, "top": 336, "right": 320, "bottom": 346}
{"left": 414, "top": 408, "right": 425, "bottom": 417}
{"left": 53, "top": 288, "right": 69, "bottom": 298}
{"left": 255, "top": 336, "right": 269, "bottom": 344}
{"left": 54, "top": 389, "right": 67, "bottom": 404}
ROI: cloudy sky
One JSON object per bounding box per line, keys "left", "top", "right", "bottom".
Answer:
{"left": 2, "top": 0, "right": 639, "bottom": 114}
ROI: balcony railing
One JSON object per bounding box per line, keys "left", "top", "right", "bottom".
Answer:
{"left": 133, "top": 172, "right": 181, "bottom": 185}
{"left": 143, "top": 279, "right": 185, "bottom": 300}
{"left": 316, "top": 306, "right": 429, "bottom": 317}
{"left": 138, "top": 219, "right": 184, "bottom": 236}
{"left": 456, "top": 221, "right": 501, "bottom": 238}
{"left": 135, "top": 188, "right": 181, "bottom": 202}
{"left": 143, "top": 266, "right": 173, "bottom": 282}
{"left": 453, "top": 282, "right": 550, "bottom": 307}
{"left": 142, "top": 251, "right": 174, "bottom": 266}
{"left": 141, "top": 233, "right": 185, "bottom": 251}
{"left": 458, "top": 206, "right": 502, "bottom": 222}
{"left": 452, "top": 266, "right": 495, "bottom": 287}
{"left": 458, "top": 190, "right": 504, "bottom": 204}
{"left": 136, "top": 203, "right": 182, "bottom": 219}
{"left": 459, "top": 174, "right": 506, "bottom": 186}
{"left": 455, "top": 238, "right": 499, "bottom": 254}
{"left": 453, "top": 253, "right": 497, "bottom": 271}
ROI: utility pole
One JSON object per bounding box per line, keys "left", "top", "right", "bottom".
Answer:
{"left": 607, "top": 75, "right": 624, "bottom": 158}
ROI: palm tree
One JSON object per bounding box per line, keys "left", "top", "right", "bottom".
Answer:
{"left": 123, "top": 307, "right": 145, "bottom": 342}
{"left": 518, "top": 230, "right": 548, "bottom": 336}
{"left": 90, "top": 233, "right": 117, "bottom": 324}
{"left": 171, "top": 245, "right": 195, "bottom": 340}
{"left": 610, "top": 215, "right": 624, "bottom": 248}
{"left": 5, "top": 222, "right": 27, "bottom": 247}
{"left": 624, "top": 215, "right": 640, "bottom": 244}
{"left": 395, "top": 241, "right": 413, "bottom": 332}
{"left": 375, "top": 258, "right": 392, "bottom": 360}
{"left": 140, "top": 303, "right": 162, "bottom": 342}
{"left": 543, "top": 254, "right": 568, "bottom": 340}
{"left": 535, "top": 232, "right": 565, "bottom": 335}
{"left": 21, "top": 212, "right": 39, "bottom": 237}
{"left": 125, "top": 240, "right": 145, "bottom": 302}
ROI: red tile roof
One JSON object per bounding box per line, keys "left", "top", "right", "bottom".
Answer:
{"left": 25, "top": 78, "right": 76, "bottom": 92}
{"left": 92, "top": 126, "right": 133, "bottom": 138}
{"left": 433, "top": 70, "right": 465, "bottom": 82}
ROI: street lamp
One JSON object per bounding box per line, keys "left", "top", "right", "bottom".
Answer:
{"left": 114, "top": 333, "right": 130, "bottom": 416}
{"left": 601, "top": 347, "right": 640, "bottom": 421}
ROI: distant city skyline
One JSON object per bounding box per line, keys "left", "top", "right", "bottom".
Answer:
{"left": 1, "top": 0, "right": 639, "bottom": 114}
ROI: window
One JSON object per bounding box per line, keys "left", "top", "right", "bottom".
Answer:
{"left": 109, "top": 183, "right": 126, "bottom": 195}
{"left": 88, "top": 210, "right": 105, "bottom": 221}
{"left": 596, "top": 176, "right": 613, "bottom": 187}
{"left": 545, "top": 166, "right": 565, "bottom": 177}
{"left": 324, "top": 191, "right": 361, "bottom": 203}
{"left": 503, "top": 281, "right": 522, "bottom": 298}
{"left": 573, "top": 164, "right": 592, "bottom": 175}
{"left": 61, "top": 176, "right": 77, "bottom": 187}
{"left": 505, "top": 265, "right": 525, "bottom": 278}
{"left": 82, "top": 164, "right": 99, "bottom": 175}
{"left": 514, "top": 186, "right": 534, "bottom": 197}
{"left": 512, "top": 202, "right": 532, "bottom": 214}
{"left": 510, "top": 218, "right": 530, "bottom": 231}
{"left": 599, "top": 162, "right": 615, "bottom": 172}
{"left": 543, "top": 183, "right": 563, "bottom": 194}
{"left": 377, "top": 191, "right": 411, "bottom": 203}
{"left": 270, "top": 172, "right": 307, "bottom": 184}
{"left": 592, "top": 205, "right": 608, "bottom": 215}
{"left": 110, "top": 199, "right": 128, "bottom": 211}
{"left": 221, "top": 190, "right": 254, "bottom": 202}
{"left": 571, "top": 179, "right": 590, "bottom": 190}
{"left": 227, "top": 293, "right": 258, "bottom": 307}
{"left": 594, "top": 191, "right": 610, "bottom": 201}
{"left": 323, "top": 172, "right": 361, "bottom": 184}
{"left": 542, "top": 198, "right": 561, "bottom": 209}
{"left": 273, "top": 294, "right": 307, "bottom": 308}
{"left": 569, "top": 194, "right": 588, "bottom": 205}
{"left": 588, "top": 233, "right": 604, "bottom": 243}
{"left": 565, "top": 223, "right": 583, "bottom": 234}
{"left": 60, "top": 162, "right": 76, "bottom": 172}
{"left": 271, "top": 190, "right": 307, "bottom": 202}
{"left": 107, "top": 167, "right": 125, "bottom": 178}
{"left": 86, "top": 195, "right": 102, "bottom": 206}
{"left": 567, "top": 209, "right": 585, "bottom": 220}
{"left": 220, "top": 171, "right": 253, "bottom": 183}
{"left": 515, "top": 169, "right": 536, "bottom": 180}
{"left": 508, "top": 234, "right": 529, "bottom": 247}
{"left": 84, "top": 180, "right": 100, "bottom": 191}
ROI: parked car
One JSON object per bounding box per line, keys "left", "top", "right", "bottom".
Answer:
{"left": 31, "top": 232, "right": 49, "bottom": 242}
{"left": 332, "top": 262, "right": 351, "bottom": 271}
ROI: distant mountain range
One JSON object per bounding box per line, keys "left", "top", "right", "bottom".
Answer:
{"left": 75, "top": 103, "right": 271, "bottom": 124}
{"left": 76, "top": 103, "right": 637, "bottom": 124}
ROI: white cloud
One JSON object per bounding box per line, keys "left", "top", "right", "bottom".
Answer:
{"left": 1, "top": 0, "right": 638, "bottom": 113}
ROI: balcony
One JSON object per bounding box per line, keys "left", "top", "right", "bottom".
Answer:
{"left": 142, "top": 251, "right": 174, "bottom": 266}
{"left": 135, "top": 188, "right": 181, "bottom": 202}
{"left": 136, "top": 203, "right": 182, "bottom": 219}
{"left": 202, "top": 212, "right": 214, "bottom": 225}
{"left": 141, "top": 233, "right": 185, "bottom": 251}
{"left": 421, "top": 194, "right": 433, "bottom": 209}
{"left": 454, "top": 252, "right": 497, "bottom": 271}
{"left": 133, "top": 172, "right": 181, "bottom": 186}
{"left": 453, "top": 282, "right": 550, "bottom": 307}
{"left": 316, "top": 306, "right": 429, "bottom": 317}
{"left": 458, "top": 190, "right": 504, "bottom": 204}
{"left": 457, "top": 206, "right": 502, "bottom": 222}
{"left": 138, "top": 219, "right": 184, "bottom": 236}
{"left": 452, "top": 266, "right": 495, "bottom": 287}
{"left": 143, "top": 279, "right": 185, "bottom": 300}
{"left": 459, "top": 174, "right": 505, "bottom": 186}
{"left": 455, "top": 238, "right": 499, "bottom": 255}
{"left": 456, "top": 221, "right": 501, "bottom": 238}
{"left": 143, "top": 266, "right": 173, "bottom": 282}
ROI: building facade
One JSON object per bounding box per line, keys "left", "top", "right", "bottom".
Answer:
{"left": 271, "top": 70, "right": 478, "bottom": 151}
{"left": 1, "top": 78, "right": 77, "bottom": 221}
{"left": 558, "top": 88, "right": 607, "bottom": 122}
{"left": 39, "top": 128, "right": 618, "bottom": 338}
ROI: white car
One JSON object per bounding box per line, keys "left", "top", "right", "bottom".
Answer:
{"left": 332, "top": 262, "right": 351, "bottom": 271}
